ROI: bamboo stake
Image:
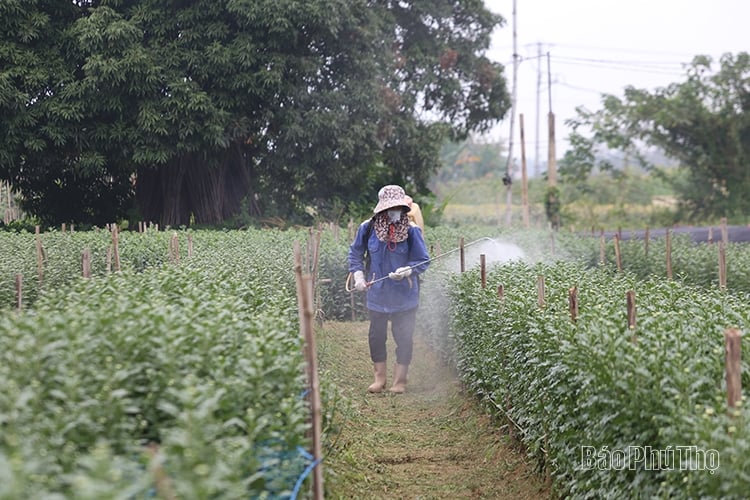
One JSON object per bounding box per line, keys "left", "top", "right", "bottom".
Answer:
{"left": 170, "top": 233, "right": 180, "bottom": 263}
{"left": 459, "top": 237, "right": 465, "bottom": 273}
{"left": 721, "top": 217, "right": 728, "bottom": 248}
{"left": 81, "top": 248, "right": 91, "bottom": 278}
{"left": 497, "top": 284, "right": 504, "bottom": 301}
{"left": 725, "top": 328, "right": 742, "bottom": 410}
{"left": 293, "top": 242, "right": 324, "bottom": 499}
{"left": 614, "top": 234, "right": 622, "bottom": 272}
{"left": 35, "top": 226, "right": 44, "bottom": 286}
{"left": 112, "top": 224, "right": 121, "bottom": 272}
{"left": 480, "top": 254, "right": 486, "bottom": 289}
{"left": 313, "top": 231, "right": 323, "bottom": 325}
{"left": 187, "top": 234, "right": 193, "bottom": 258}
{"left": 332, "top": 222, "right": 339, "bottom": 243}
{"left": 568, "top": 286, "right": 578, "bottom": 323}
{"left": 305, "top": 228, "right": 312, "bottom": 273}
{"left": 626, "top": 290, "right": 637, "bottom": 343}
{"left": 599, "top": 233, "right": 605, "bottom": 265}
{"left": 5, "top": 183, "right": 11, "bottom": 224}
{"left": 306, "top": 230, "right": 322, "bottom": 322}
{"left": 718, "top": 241, "right": 727, "bottom": 290}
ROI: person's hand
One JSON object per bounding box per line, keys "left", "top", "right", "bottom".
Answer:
{"left": 389, "top": 266, "right": 412, "bottom": 281}
{"left": 354, "top": 271, "right": 367, "bottom": 291}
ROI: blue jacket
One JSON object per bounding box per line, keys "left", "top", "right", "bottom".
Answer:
{"left": 348, "top": 221, "right": 430, "bottom": 313}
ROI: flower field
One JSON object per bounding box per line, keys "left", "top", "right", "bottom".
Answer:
{"left": 1, "top": 224, "right": 748, "bottom": 498}
{"left": 0, "top": 228, "right": 341, "bottom": 498}
{"left": 446, "top": 251, "right": 750, "bottom": 498}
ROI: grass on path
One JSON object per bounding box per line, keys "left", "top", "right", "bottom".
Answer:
{"left": 317, "top": 320, "right": 550, "bottom": 499}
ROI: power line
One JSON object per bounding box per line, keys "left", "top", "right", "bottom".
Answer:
{"left": 554, "top": 55, "right": 686, "bottom": 67}
{"left": 547, "top": 42, "right": 702, "bottom": 59}
{"left": 555, "top": 82, "right": 611, "bottom": 95}
{"left": 552, "top": 56, "right": 685, "bottom": 77}
{"left": 497, "top": 51, "right": 687, "bottom": 77}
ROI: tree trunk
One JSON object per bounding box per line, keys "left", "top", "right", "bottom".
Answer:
{"left": 135, "top": 145, "right": 259, "bottom": 227}
{"left": 161, "top": 158, "right": 189, "bottom": 226}
{"left": 186, "top": 157, "right": 224, "bottom": 225}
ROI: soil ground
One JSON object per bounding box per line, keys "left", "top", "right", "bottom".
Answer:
{"left": 317, "top": 320, "right": 551, "bottom": 500}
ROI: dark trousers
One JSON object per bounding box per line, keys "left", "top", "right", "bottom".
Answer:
{"left": 368, "top": 308, "right": 417, "bottom": 365}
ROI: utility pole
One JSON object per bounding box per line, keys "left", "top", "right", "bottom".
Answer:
{"left": 535, "top": 42, "right": 542, "bottom": 178}
{"left": 504, "top": 0, "right": 518, "bottom": 227}
{"left": 547, "top": 51, "right": 556, "bottom": 187}
{"left": 520, "top": 113, "right": 529, "bottom": 227}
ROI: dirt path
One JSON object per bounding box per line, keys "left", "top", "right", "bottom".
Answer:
{"left": 317, "top": 320, "right": 550, "bottom": 499}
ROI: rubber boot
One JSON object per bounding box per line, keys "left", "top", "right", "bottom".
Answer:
{"left": 389, "top": 363, "right": 408, "bottom": 394}
{"left": 367, "top": 362, "right": 387, "bottom": 393}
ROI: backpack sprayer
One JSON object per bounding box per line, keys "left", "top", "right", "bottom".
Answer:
{"left": 345, "top": 236, "right": 496, "bottom": 292}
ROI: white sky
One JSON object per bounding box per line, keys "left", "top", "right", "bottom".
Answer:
{"left": 483, "top": 0, "right": 750, "bottom": 175}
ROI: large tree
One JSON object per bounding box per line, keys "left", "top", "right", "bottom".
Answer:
{"left": 563, "top": 52, "right": 750, "bottom": 220}
{"left": 0, "top": 0, "right": 510, "bottom": 226}
{"left": 0, "top": 0, "right": 135, "bottom": 224}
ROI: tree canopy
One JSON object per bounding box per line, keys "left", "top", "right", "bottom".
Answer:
{"left": 0, "top": 0, "right": 510, "bottom": 226}
{"left": 563, "top": 52, "right": 750, "bottom": 221}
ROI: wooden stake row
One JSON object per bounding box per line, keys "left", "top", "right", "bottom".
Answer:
{"left": 14, "top": 231, "right": 195, "bottom": 310}
{"left": 605, "top": 227, "right": 728, "bottom": 289}
{"left": 490, "top": 273, "right": 743, "bottom": 412}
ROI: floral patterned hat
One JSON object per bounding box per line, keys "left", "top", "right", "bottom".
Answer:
{"left": 373, "top": 185, "right": 412, "bottom": 214}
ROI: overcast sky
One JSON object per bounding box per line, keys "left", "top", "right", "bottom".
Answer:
{"left": 483, "top": 0, "right": 750, "bottom": 175}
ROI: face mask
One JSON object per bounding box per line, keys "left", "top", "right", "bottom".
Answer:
{"left": 387, "top": 208, "right": 402, "bottom": 223}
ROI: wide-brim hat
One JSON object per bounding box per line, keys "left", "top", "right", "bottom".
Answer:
{"left": 373, "top": 185, "right": 412, "bottom": 214}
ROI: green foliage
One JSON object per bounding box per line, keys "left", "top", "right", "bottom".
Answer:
{"left": 0, "top": 217, "right": 41, "bottom": 233}
{"left": 565, "top": 52, "right": 750, "bottom": 221}
{"left": 436, "top": 137, "right": 507, "bottom": 183}
{"left": 0, "top": 227, "right": 346, "bottom": 497}
{"left": 7, "top": 220, "right": 750, "bottom": 497}
{"left": 1, "top": 1, "right": 510, "bottom": 227}
{"left": 574, "top": 232, "right": 750, "bottom": 295}
{"left": 449, "top": 261, "right": 750, "bottom": 498}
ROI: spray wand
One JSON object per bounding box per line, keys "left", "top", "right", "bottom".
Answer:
{"left": 346, "top": 236, "right": 496, "bottom": 292}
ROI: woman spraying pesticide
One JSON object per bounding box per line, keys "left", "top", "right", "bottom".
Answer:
{"left": 348, "top": 185, "right": 430, "bottom": 393}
